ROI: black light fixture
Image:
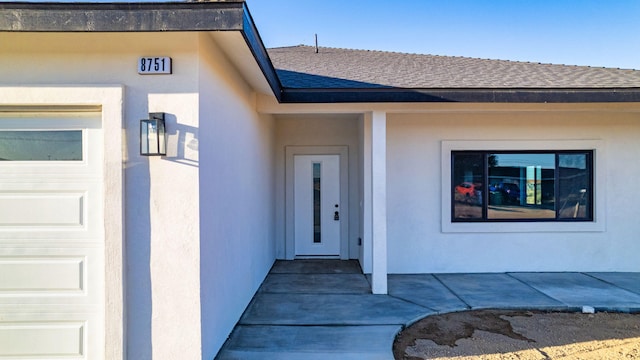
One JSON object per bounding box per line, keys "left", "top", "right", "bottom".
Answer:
{"left": 140, "top": 112, "right": 166, "bottom": 156}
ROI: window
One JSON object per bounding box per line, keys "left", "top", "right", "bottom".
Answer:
{"left": 0, "top": 130, "right": 82, "bottom": 161}
{"left": 313, "top": 162, "right": 322, "bottom": 243}
{"left": 452, "top": 151, "right": 593, "bottom": 222}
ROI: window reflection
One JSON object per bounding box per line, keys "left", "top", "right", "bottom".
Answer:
{"left": 488, "top": 153, "right": 555, "bottom": 220}
{"left": 452, "top": 153, "right": 484, "bottom": 220}
{"left": 0, "top": 131, "right": 82, "bottom": 161}
{"left": 558, "top": 153, "right": 590, "bottom": 219}
{"left": 451, "top": 151, "right": 593, "bottom": 222}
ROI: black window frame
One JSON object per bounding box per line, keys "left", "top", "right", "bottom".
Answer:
{"left": 451, "top": 150, "right": 594, "bottom": 223}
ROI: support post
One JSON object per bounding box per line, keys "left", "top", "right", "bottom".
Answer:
{"left": 369, "top": 111, "right": 388, "bottom": 294}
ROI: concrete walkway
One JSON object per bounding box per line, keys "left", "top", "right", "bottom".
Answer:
{"left": 215, "top": 260, "right": 640, "bottom": 359}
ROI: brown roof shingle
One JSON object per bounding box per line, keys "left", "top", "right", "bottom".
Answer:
{"left": 267, "top": 45, "right": 640, "bottom": 89}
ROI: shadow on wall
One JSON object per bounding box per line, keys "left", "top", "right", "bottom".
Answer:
{"left": 125, "top": 145, "right": 152, "bottom": 359}
{"left": 162, "top": 112, "right": 199, "bottom": 168}
{"left": 125, "top": 111, "right": 200, "bottom": 358}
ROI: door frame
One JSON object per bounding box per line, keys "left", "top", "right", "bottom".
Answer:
{"left": 285, "top": 145, "right": 349, "bottom": 260}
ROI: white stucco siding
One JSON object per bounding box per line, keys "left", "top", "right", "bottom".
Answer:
{"left": 386, "top": 109, "right": 640, "bottom": 273}
{"left": 197, "top": 33, "right": 276, "bottom": 358}
{"left": 1, "top": 32, "right": 204, "bottom": 359}
{"left": 604, "top": 115, "right": 640, "bottom": 269}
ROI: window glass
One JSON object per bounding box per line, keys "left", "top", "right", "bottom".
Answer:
{"left": 558, "top": 153, "right": 591, "bottom": 220}
{"left": 313, "top": 162, "right": 322, "bottom": 243}
{"left": 0, "top": 130, "right": 82, "bottom": 161}
{"left": 488, "top": 153, "right": 555, "bottom": 220}
{"left": 452, "top": 152, "right": 484, "bottom": 220}
{"left": 452, "top": 150, "right": 593, "bottom": 222}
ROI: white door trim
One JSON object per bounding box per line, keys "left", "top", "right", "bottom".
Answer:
{"left": 285, "top": 146, "right": 349, "bottom": 260}
{"left": 0, "top": 86, "right": 124, "bottom": 360}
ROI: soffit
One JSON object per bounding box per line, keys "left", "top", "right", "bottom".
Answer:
{"left": 209, "top": 31, "right": 275, "bottom": 96}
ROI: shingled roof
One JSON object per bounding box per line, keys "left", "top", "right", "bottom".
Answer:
{"left": 2, "top": 1, "right": 639, "bottom": 103}
{"left": 268, "top": 45, "right": 640, "bottom": 90}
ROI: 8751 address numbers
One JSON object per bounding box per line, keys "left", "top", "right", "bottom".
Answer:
{"left": 138, "top": 57, "right": 172, "bottom": 75}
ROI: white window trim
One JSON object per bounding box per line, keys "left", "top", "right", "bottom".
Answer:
{"left": 441, "top": 140, "right": 606, "bottom": 233}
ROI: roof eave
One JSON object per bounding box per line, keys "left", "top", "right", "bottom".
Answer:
{"left": 0, "top": 1, "right": 246, "bottom": 32}
{"left": 280, "top": 87, "right": 640, "bottom": 103}
{"left": 0, "top": 1, "right": 284, "bottom": 101}
{"left": 238, "top": 3, "right": 283, "bottom": 101}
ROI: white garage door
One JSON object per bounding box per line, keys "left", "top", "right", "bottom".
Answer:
{"left": 0, "top": 112, "right": 104, "bottom": 359}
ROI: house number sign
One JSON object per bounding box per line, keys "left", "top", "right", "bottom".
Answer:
{"left": 138, "top": 57, "right": 172, "bottom": 74}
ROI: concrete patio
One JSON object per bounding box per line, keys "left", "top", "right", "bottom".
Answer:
{"left": 215, "top": 260, "right": 640, "bottom": 359}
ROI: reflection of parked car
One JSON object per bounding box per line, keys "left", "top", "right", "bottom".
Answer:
{"left": 455, "top": 182, "right": 477, "bottom": 197}
{"left": 490, "top": 182, "right": 520, "bottom": 204}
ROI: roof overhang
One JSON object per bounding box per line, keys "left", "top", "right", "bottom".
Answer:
{"left": 2, "top": 2, "right": 639, "bottom": 104}
{"left": 0, "top": 1, "right": 283, "bottom": 100}
{"left": 280, "top": 88, "right": 640, "bottom": 103}
{"left": 0, "top": 1, "right": 251, "bottom": 32}
{"left": 0, "top": 1, "right": 247, "bottom": 32}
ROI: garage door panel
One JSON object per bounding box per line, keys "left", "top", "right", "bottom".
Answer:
{"left": 0, "top": 192, "right": 84, "bottom": 227}
{"left": 0, "top": 168, "right": 101, "bottom": 180}
{"left": 0, "top": 321, "right": 85, "bottom": 358}
{"left": 0, "top": 309, "right": 101, "bottom": 360}
{"left": 0, "top": 248, "right": 102, "bottom": 304}
{"left": 0, "top": 257, "right": 84, "bottom": 293}
{"left": 0, "top": 183, "right": 102, "bottom": 240}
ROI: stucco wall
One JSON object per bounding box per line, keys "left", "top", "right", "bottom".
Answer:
{"left": 197, "top": 33, "right": 276, "bottom": 358}
{"left": 0, "top": 31, "right": 277, "bottom": 359}
{"left": 274, "top": 115, "right": 361, "bottom": 260}
{"left": 386, "top": 110, "right": 640, "bottom": 273}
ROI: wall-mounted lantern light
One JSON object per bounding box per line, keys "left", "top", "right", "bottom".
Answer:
{"left": 140, "top": 112, "right": 166, "bottom": 156}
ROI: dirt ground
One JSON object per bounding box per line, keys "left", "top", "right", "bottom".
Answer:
{"left": 393, "top": 310, "right": 640, "bottom": 360}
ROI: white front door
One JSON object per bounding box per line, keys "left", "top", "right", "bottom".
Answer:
{"left": 294, "top": 154, "right": 341, "bottom": 256}
{"left": 0, "top": 113, "right": 104, "bottom": 359}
